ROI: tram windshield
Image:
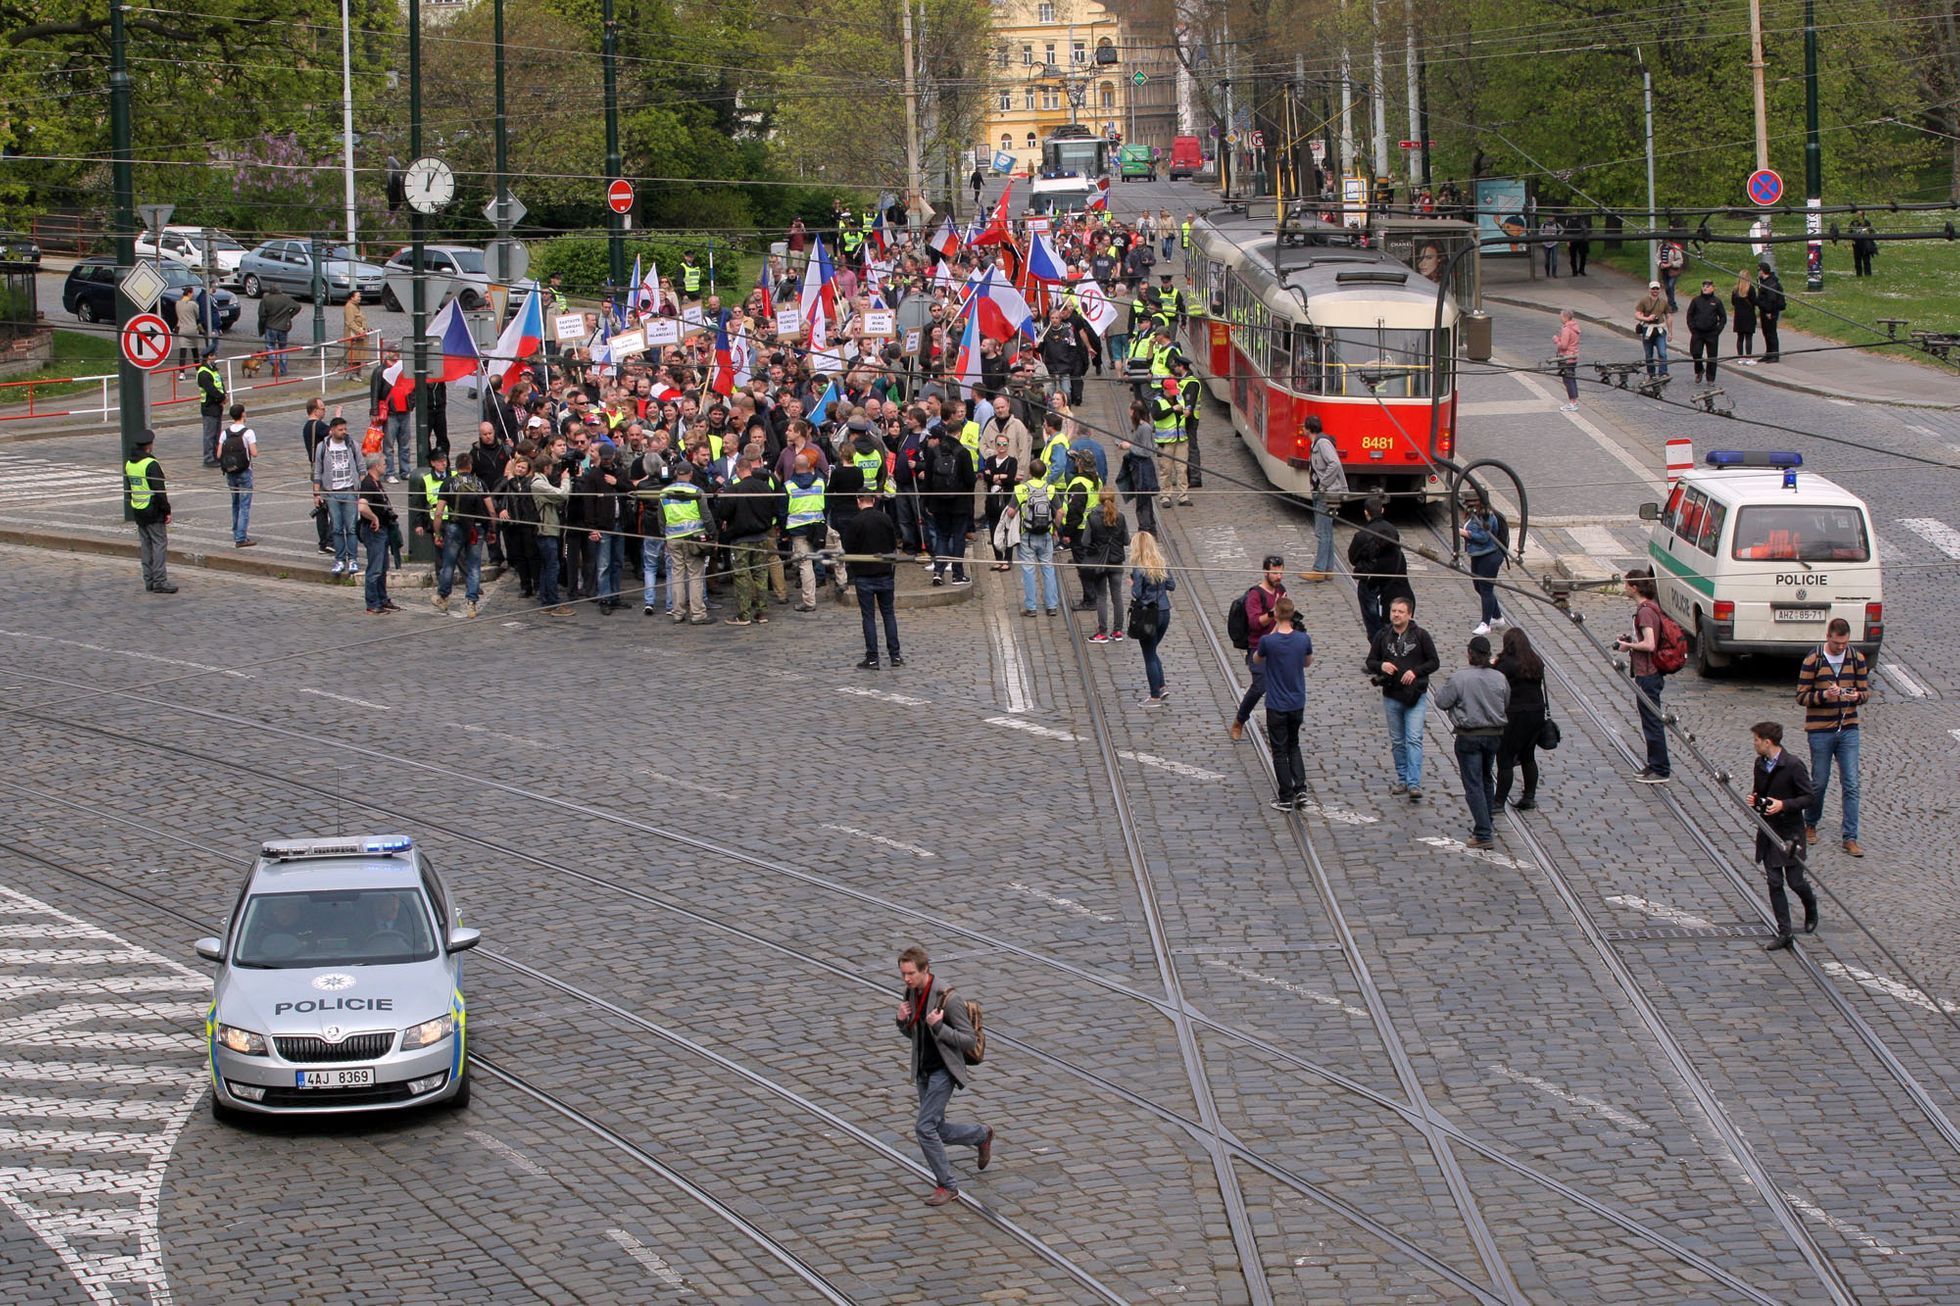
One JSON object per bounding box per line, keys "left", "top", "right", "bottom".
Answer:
{"left": 1321, "top": 326, "right": 1439, "bottom": 398}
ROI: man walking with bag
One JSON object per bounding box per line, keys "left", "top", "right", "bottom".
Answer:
{"left": 895, "top": 946, "right": 991, "bottom": 1206}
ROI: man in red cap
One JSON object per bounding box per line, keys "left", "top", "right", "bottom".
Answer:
{"left": 1149, "top": 373, "right": 1190, "bottom": 506}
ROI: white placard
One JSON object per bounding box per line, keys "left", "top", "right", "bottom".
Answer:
{"left": 610, "top": 327, "right": 647, "bottom": 358}
{"left": 773, "top": 305, "right": 802, "bottom": 337}
{"left": 861, "top": 309, "right": 895, "bottom": 338}
{"left": 554, "top": 312, "right": 587, "bottom": 343}
{"left": 903, "top": 328, "right": 922, "bottom": 356}
{"left": 681, "top": 306, "right": 704, "bottom": 330}
{"left": 813, "top": 347, "right": 843, "bottom": 373}
{"left": 1026, "top": 217, "right": 1052, "bottom": 235}
{"left": 645, "top": 317, "right": 681, "bottom": 347}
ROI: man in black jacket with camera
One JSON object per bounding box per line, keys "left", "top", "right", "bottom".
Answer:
{"left": 1349, "top": 494, "right": 1414, "bottom": 642}
{"left": 1752, "top": 720, "right": 1819, "bottom": 951}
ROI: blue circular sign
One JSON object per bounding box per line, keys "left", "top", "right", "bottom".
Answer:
{"left": 1747, "top": 168, "right": 1784, "bottom": 206}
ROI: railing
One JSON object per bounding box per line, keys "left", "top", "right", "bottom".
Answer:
{"left": 0, "top": 331, "right": 385, "bottom": 424}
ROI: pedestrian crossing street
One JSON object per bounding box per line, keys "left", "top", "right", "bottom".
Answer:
{"left": 0, "top": 884, "right": 207, "bottom": 1306}
{"left": 0, "top": 448, "right": 120, "bottom": 507}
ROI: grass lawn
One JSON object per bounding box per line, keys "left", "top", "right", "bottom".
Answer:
{"left": 0, "top": 329, "right": 121, "bottom": 402}
{"left": 1595, "top": 212, "right": 1960, "bottom": 353}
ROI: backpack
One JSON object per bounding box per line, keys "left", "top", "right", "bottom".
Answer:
{"left": 1486, "top": 509, "right": 1509, "bottom": 553}
{"left": 1022, "top": 482, "right": 1054, "bottom": 534}
{"left": 1644, "top": 599, "right": 1690, "bottom": 674}
{"left": 1226, "top": 587, "right": 1253, "bottom": 649}
{"left": 218, "top": 427, "right": 251, "bottom": 474}
{"left": 929, "top": 444, "right": 959, "bottom": 489}
{"left": 937, "top": 990, "right": 985, "bottom": 1065}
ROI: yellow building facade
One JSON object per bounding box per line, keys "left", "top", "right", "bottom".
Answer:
{"left": 979, "top": 0, "right": 1179, "bottom": 172}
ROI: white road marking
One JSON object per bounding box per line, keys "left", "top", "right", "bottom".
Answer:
{"left": 1292, "top": 801, "right": 1379, "bottom": 825}
{"left": 1567, "top": 525, "right": 1629, "bottom": 558}
{"left": 607, "top": 1228, "right": 692, "bottom": 1295}
{"left": 1820, "top": 960, "right": 1960, "bottom": 1016}
{"left": 1604, "top": 895, "right": 1718, "bottom": 929}
{"left": 1007, "top": 880, "right": 1119, "bottom": 924}
{"left": 639, "top": 767, "right": 721, "bottom": 799}
{"left": 1875, "top": 660, "right": 1928, "bottom": 699}
{"left": 466, "top": 1129, "right": 551, "bottom": 1179}
{"left": 1417, "top": 836, "right": 1534, "bottom": 871}
{"left": 1512, "top": 372, "right": 1664, "bottom": 491}
{"left": 986, "top": 715, "right": 1077, "bottom": 742}
{"left": 1488, "top": 1063, "right": 1652, "bottom": 1132}
{"left": 984, "top": 601, "right": 1033, "bottom": 714}
{"left": 1950, "top": 728, "right": 1960, "bottom": 747}
{"left": 1826, "top": 398, "right": 1856, "bottom": 407}
{"left": 1117, "top": 750, "right": 1224, "bottom": 781}
{"left": 296, "top": 687, "right": 393, "bottom": 711}
{"left": 1875, "top": 534, "right": 1909, "bottom": 564}
{"left": 1457, "top": 399, "right": 1556, "bottom": 416}
{"left": 833, "top": 685, "right": 929, "bottom": 707}
{"left": 0, "top": 629, "right": 252, "bottom": 679}
{"left": 1898, "top": 517, "right": 1960, "bottom": 561}
{"left": 819, "top": 823, "right": 936, "bottom": 859}
{"left": 0, "top": 884, "right": 206, "bottom": 1306}
{"left": 1200, "top": 957, "right": 1372, "bottom": 1021}
{"left": 1782, "top": 1190, "right": 1902, "bottom": 1256}
{"left": 1905, "top": 423, "right": 1942, "bottom": 439}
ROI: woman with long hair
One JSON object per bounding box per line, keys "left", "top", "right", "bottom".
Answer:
{"left": 1493, "top": 626, "right": 1547, "bottom": 810}
{"left": 1129, "top": 530, "right": 1177, "bottom": 705}
{"left": 1730, "top": 273, "right": 1757, "bottom": 360}
{"left": 1082, "top": 487, "right": 1131, "bottom": 643}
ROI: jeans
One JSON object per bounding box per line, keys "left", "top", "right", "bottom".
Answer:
{"left": 641, "top": 536, "right": 669, "bottom": 611}
{"left": 1357, "top": 583, "right": 1389, "bottom": 644}
{"left": 1384, "top": 694, "right": 1429, "bottom": 788}
{"left": 437, "top": 521, "right": 481, "bottom": 602}
{"left": 914, "top": 1068, "right": 986, "bottom": 1190}
{"left": 226, "top": 468, "right": 253, "bottom": 542}
{"left": 1137, "top": 609, "right": 1170, "bottom": 696}
{"left": 1641, "top": 330, "right": 1670, "bottom": 378}
{"left": 1268, "top": 708, "right": 1306, "bottom": 799}
{"left": 1633, "top": 671, "right": 1670, "bottom": 777}
{"left": 855, "top": 574, "right": 899, "bottom": 659}
{"left": 896, "top": 488, "right": 925, "bottom": 554}
{"left": 927, "top": 512, "right": 969, "bottom": 580}
{"left": 1805, "top": 727, "right": 1860, "bottom": 841}
{"left": 1312, "top": 493, "right": 1338, "bottom": 573}
{"left": 1017, "top": 532, "right": 1060, "bottom": 611}
{"left": 1661, "top": 270, "right": 1679, "bottom": 312}
{"left": 326, "top": 490, "right": 359, "bottom": 569}
{"left": 1760, "top": 311, "right": 1781, "bottom": 360}
{"left": 1559, "top": 360, "right": 1579, "bottom": 402}
{"left": 1088, "top": 569, "right": 1121, "bottom": 633}
{"left": 384, "top": 411, "right": 412, "bottom": 478}
{"left": 1454, "top": 731, "right": 1501, "bottom": 839}
{"left": 536, "top": 534, "right": 562, "bottom": 606}
{"left": 598, "top": 533, "right": 625, "bottom": 604}
{"left": 358, "top": 519, "right": 390, "bottom": 610}
{"left": 1470, "top": 550, "right": 1503, "bottom": 624}
{"left": 1235, "top": 650, "right": 1266, "bottom": 725}
{"left": 265, "top": 327, "right": 289, "bottom": 374}
{"left": 1542, "top": 244, "right": 1558, "bottom": 277}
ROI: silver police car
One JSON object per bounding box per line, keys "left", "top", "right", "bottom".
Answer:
{"left": 195, "top": 836, "right": 477, "bottom": 1120}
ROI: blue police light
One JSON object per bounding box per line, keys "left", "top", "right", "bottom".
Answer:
{"left": 1704, "top": 450, "right": 1803, "bottom": 469}
{"left": 363, "top": 836, "right": 415, "bottom": 854}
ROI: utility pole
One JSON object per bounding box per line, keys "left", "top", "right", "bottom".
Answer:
{"left": 602, "top": 0, "right": 625, "bottom": 295}
{"left": 408, "top": 0, "right": 431, "bottom": 481}
{"left": 1803, "top": 0, "right": 1824, "bottom": 290}
{"left": 1339, "top": 0, "right": 1355, "bottom": 185}
{"left": 339, "top": 0, "right": 357, "bottom": 246}
{"left": 1748, "top": 0, "right": 1771, "bottom": 254}
{"left": 310, "top": 231, "right": 326, "bottom": 349}
{"left": 1403, "top": 0, "right": 1420, "bottom": 190}
{"left": 1639, "top": 48, "right": 1658, "bottom": 283}
{"left": 900, "top": 1, "right": 924, "bottom": 232}
{"left": 1221, "top": 9, "right": 1235, "bottom": 195}
{"left": 1370, "top": 0, "right": 1388, "bottom": 180}
{"left": 1416, "top": 47, "right": 1432, "bottom": 188}
{"left": 108, "top": 0, "right": 146, "bottom": 500}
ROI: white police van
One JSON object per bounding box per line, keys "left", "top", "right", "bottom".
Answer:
{"left": 1639, "top": 450, "right": 1883, "bottom": 674}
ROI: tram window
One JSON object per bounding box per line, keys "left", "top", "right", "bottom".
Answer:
{"left": 1293, "top": 330, "right": 1323, "bottom": 395}
{"left": 1270, "top": 322, "right": 1293, "bottom": 385}
{"left": 1208, "top": 262, "right": 1225, "bottom": 316}
{"left": 1324, "top": 326, "right": 1433, "bottom": 398}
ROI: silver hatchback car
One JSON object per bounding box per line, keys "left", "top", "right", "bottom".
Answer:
{"left": 195, "top": 836, "right": 478, "bottom": 1121}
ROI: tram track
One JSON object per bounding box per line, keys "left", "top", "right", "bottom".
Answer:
{"left": 0, "top": 682, "right": 1781, "bottom": 1301}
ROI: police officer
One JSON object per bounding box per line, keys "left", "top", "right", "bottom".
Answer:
{"left": 1150, "top": 377, "right": 1190, "bottom": 506}
{"left": 662, "top": 459, "right": 715, "bottom": 624}
{"left": 680, "top": 252, "right": 704, "bottom": 303}
{"left": 1174, "top": 353, "right": 1203, "bottom": 489}
{"left": 410, "top": 448, "right": 449, "bottom": 546}
{"left": 197, "top": 350, "right": 226, "bottom": 466}
{"left": 125, "top": 430, "right": 176, "bottom": 593}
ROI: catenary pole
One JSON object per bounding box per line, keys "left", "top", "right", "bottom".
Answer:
{"left": 109, "top": 0, "right": 148, "bottom": 499}
{"left": 1804, "top": 0, "right": 1824, "bottom": 290}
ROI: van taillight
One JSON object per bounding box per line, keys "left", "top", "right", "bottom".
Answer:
{"left": 1713, "top": 600, "right": 1735, "bottom": 623}
{"left": 1865, "top": 601, "right": 1883, "bottom": 640}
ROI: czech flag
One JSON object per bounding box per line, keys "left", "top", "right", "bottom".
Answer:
{"left": 380, "top": 358, "right": 413, "bottom": 409}
{"left": 970, "top": 266, "right": 1036, "bottom": 343}
{"left": 951, "top": 299, "right": 982, "bottom": 398}
{"left": 1087, "top": 187, "right": 1108, "bottom": 213}
{"left": 1027, "top": 229, "right": 1069, "bottom": 284}
{"left": 491, "top": 287, "right": 544, "bottom": 393}
{"left": 754, "top": 262, "right": 774, "bottom": 320}
{"left": 651, "top": 379, "right": 682, "bottom": 405}
{"left": 971, "top": 181, "right": 1013, "bottom": 247}
{"left": 710, "top": 315, "right": 736, "bottom": 397}
{"left": 870, "top": 210, "right": 890, "bottom": 258}
{"left": 429, "top": 298, "right": 480, "bottom": 383}
{"left": 799, "top": 235, "right": 838, "bottom": 346}
{"left": 640, "top": 258, "right": 664, "bottom": 316}
{"left": 928, "top": 217, "right": 961, "bottom": 261}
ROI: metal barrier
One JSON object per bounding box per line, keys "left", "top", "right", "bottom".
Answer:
{"left": 0, "top": 330, "right": 384, "bottom": 424}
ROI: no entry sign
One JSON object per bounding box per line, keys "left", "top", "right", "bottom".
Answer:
{"left": 121, "top": 312, "right": 172, "bottom": 370}
{"left": 607, "top": 179, "right": 635, "bottom": 214}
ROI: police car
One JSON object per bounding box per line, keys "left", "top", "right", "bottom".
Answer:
{"left": 1640, "top": 450, "right": 1883, "bottom": 674}
{"left": 194, "top": 836, "right": 476, "bottom": 1121}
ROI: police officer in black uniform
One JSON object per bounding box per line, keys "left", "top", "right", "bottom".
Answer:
{"left": 125, "top": 429, "right": 176, "bottom": 593}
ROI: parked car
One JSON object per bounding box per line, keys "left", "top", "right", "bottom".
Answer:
{"left": 61, "top": 257, "right": 238, "bottom": 329}
{"left": 380, "top": 245, "right": 491, "bottom": 312}
{"left": 236, "top": 239, "right": 386, "bottom": 304}
{"left": 0, "top": 231, "right": 41, "bottom": 267}
{"left": 135, "top": 226, "right": 247, "bottom": 285}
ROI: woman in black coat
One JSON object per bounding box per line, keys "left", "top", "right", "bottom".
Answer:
{"left": 1730, "top": 274, "right": 1757, "bottom": 360}
{"left": 979, "top": 436, "right": 1018, "bottom": 571}
{"left": 1080, "top": 487, "right": 1132, "bottom": 642}
{"left": 1493, "top": 626, "right": 1546, "bottom": 810}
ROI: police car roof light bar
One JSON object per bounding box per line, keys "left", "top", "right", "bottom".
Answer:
{"left": 259, "top": 836, "right": 416, "bottom": 861}
{"left": 1704, "top": 450, "right": 1802, "bottom": 469}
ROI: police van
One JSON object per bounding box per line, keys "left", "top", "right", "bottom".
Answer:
{"left": 1639, "top": 450, "right": 1882, "bottom": 674}
{"left": 1029, "top": 173, "right": 1097, "bottom": 215}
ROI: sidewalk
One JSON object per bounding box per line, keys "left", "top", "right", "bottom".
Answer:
{"left": 1482, "top": 259, "right": 1960, "bottom": 409}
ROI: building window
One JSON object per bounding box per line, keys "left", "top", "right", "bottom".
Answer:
{"left": 995, "top": 44, "right": 1009, "bottom": 69}
{"left": 1024, "top": 88, "right": 1036, "bottom": 111}
{"left": 1100, "top": 82, "right": 1115, "bottom": 109}
{"left": 1044, "top": 42, "right": 1055, "bottom": 66}
{"left": 1000, "top": 134, "right": 1012, "bottom": 152}
{"left": 1026, "top": 132, "right": 1037, "bottom": 150}
{"left": 1072, "top": 41, "right": 1086, "bottom": 64}
{"left": 1021, "top": 44, "right": 1033, "bottom": 66}
{"left": 1037, "top": 2, "right": 1054, "bottom": 20}
{"left": 999, "top": 90, "right": 1011, "bottom": 112}
{"left": 1041, "top": 87, "right": 1060, "bottom": 111}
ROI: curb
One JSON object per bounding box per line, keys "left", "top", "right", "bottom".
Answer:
{"left": 0, "top": 377, "right": 376, "bottom": 445}
{"left": 1484, "top": 293, "right": 1960, "bottom": 411}
{"left": 0, "top": 524, "right": 463, "bottom": 588}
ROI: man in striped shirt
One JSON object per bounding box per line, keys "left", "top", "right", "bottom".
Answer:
{"left": 1795, "top": 618, "right": 1869, "bottom": 858}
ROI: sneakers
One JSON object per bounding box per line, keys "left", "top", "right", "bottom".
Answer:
{"left": 1489, "top": 616, "right": 1508, "bottom": 629}
{"left": 725, "top": 616, "right": 751, "bottom": 626}
{"left": 889, "top": 655, "right": 906, "bottom": 668}
{"left": 329, "top": 561, "right": 345, "bottom": 576}
{"left": 794, "top": 603, "right": 817, "bottom": 612}
{"left": 924, "top": 1186, "right": 958, "bottom": 1207}
{"left": 1631, "top": 768, "right": 1671, "bottom": 784}
{"left": 857, "top": 657, "right": 880, "bottom": 670}
{"left": 1559, "top": 402, "right": 1580, "bottom": 412}
{"left": 385, "top": 474, "right": 401, "bottom": 484}
{"left": 1110, "top": 629, "right": 1125, "bottom": 641}
{"left": 1270, "top": 797, "right": 1297, "bottom": 811}
{"left": 1407, "top": 786, "right": 1422, "bottom": 802}
{"left": 234, "top": 538, "right": 258, "bottom": 548}
{"left": 671, "top": 610, "right": 686, "bottom": 623}
{"left": 1022, "top": 609, "right": 1036, "bottom": 618}
{"left": 931, "top": 576, "right": 945, "bottom": 587}
{"left": 644, "top": 604, "right": 657, "bottom": 615}
{"left": 1046, "top": 608, "right": 1059, "bottom": 617}
{"left": 688, "top": 615, "right": 712, "bottom": 625}
{"left": 465, "top": 601, "right": 478, "bottom": 619}
{"left": 1472, "top": 622, "right": 1491, "bottom": 637}
{"left": 1089, "top": 632, "right": 1111, "bottom": 644}
{"left": 1138, "top": 695, "right": 1166, "bottom": 708}
{"left": 1160, "top": 495, "right": 1173, "bottom": 506}
{"left": 950, "top": 577, "right": 972, "bottom": 586}
{"left": 432, "top": 595, "right": 450, "bottom": 613}
{"left": 977, "top": 1127, "right": 994, "bottom": 1170}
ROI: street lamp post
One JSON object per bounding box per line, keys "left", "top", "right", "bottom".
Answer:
{"left": 1803, "top": 0, "right": 1824, "bottom": 290}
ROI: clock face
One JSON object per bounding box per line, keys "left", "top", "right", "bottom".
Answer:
{"left": 405, "top": 157, "right": 455, "bottom": 214}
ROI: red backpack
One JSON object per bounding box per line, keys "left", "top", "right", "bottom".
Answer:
{"left": 1645, "top": 599, "right": 1689, "bottom": 674}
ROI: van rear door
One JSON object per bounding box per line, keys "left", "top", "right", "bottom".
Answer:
{"left": 1724, "top": 499, "right": 1877, "bottom": 644}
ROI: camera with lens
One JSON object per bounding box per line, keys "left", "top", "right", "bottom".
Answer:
{"left": 1750, "top": 792, "right": 1775, "bottom": 817}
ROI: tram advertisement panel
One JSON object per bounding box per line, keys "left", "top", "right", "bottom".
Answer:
{"left": 1473, "top": 178, "right": 1531, "bottom": 255}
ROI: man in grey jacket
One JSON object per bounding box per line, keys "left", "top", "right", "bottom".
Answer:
{"left": 311, "top": 416, "right": 363, "bottom": 578}
{"left": 1303, "top": 416, "right": 1347, "bottom": 581}
{"left": 895, "top": 945, "right": 991, "bottom": 1206}
{"left": 1434, "top": 633, "right": 1510, "bottom": 848}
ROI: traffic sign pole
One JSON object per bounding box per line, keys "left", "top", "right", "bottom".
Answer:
{"left": 602, "top": 0, "right": 625, "bottom": 297}
{"left": 109, "top": 0, "right": 149, "bottom": 526}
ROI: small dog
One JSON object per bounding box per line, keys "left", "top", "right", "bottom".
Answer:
{"left": 239, "top": 352, "right": 267, "bottom": 378}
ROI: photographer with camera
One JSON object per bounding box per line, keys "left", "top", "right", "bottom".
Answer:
{"left": 1750, "top": 721, "right": 1819, "bottom": 952}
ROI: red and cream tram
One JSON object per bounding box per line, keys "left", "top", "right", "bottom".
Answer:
{"left": 1184, "top": 209, "right": 1461, "bottom": 502}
